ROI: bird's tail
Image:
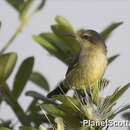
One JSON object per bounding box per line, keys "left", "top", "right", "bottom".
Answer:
{"left": 47, "top": 82, "right": 69, "bottom": 98}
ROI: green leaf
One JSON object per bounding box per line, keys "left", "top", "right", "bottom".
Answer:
{"left": 40, "top": 33, "right": 74, "bottom": 59}
{"left": 26, "top": 90, "right": 57, "bottom": 105}
{"left": 41, "top": 103, "right": 81, "bottom": 129}
{"left": 26, "top": 99, "right": 39, "bottom": 113}
{"left": 26, "top": 90, "right": 46, "bottom": 100}
{"left": 34, "top": 0, "right": 46, "bottom": 13}
{"left": 19, "top": 0, "right": 34, "bottom": 18}
{"left": 108, "top": 54, "right": 120, "bottom": 65}
{"left": 19, "top": 126, "right": 36, "bottom": 130}
{"left": 53, "top": 95, "right": 81, "bottom": 113}
{"left": 34, "top": 32, "right": 73, "bottom": 64}
{"left": 1, "top": 83, "right": 30, "bottom": 126}
{"left": 34, "top": 16, "right": 80, "bottom": 64}
{"left": 33, "top": 35, "right": 69, "bottom": 63}
{"left": 108, "top": 83, "right": 130, "bottom": 105}
{"left": 6, "top": 0, "right": 33, "bottom": 15}
{"left": 0, "top": 53, "right": 17, "bottom": 84}
{"left": 113, "top": 105, "right": 130, "bottom": 117}
{"left": 92, "top": 83, "right": 100, "bottom": 104}
{"left": 55, "top": 16, "right": 75, "bottom": 34}
{"left": 40, "top": 33, "right": 71, "bottom": 53}
{"left": 101, "top": 83, "right": 130, "bottom": 113}
{"left": 0, "top": 127, "right": 11, "bottom": 130}
{"left": 51, "top": 16, "right": 80, "bottom": 53}
{"left": 5, "top": 0, "right": 46, "bottom": 17}
{"left": 5, "top": 0, "right": 24, "bottom": 11}
{"left": 122, "top": 112, "right": 130, "bottom": 120}
{"left": 41, "top": 104, "right": 65, "bottom": 117}
{"left": 30, "top": 71, "right": 50, "bottom": 91}
{"left": 41, "top": 95, "right": 83, "bottom": 129}
{"left": 26, "top": 99, "right": 53, "bottom": 127}
{"left": 33, "top": 35, "right": 58, "bottom": 52}
{"left": 28, "top": 112, "right": 51, "bottom": 127}
{"left": 0, "top": 120, "right": 12, "bottom": 128}
{"left": 100, "top": 22, "right": 123, "bottom": 41}
{"left": 51, "top": 25, "right": 79, "bottom": 53}
{"left": 12, "top": 57, "right": 34, "bottom": 100}
{"left": 0, "top": 22, "right": 1, "bottom": 30}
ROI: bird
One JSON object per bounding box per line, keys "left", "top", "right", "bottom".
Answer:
{"left": 47, "top": 29, "right": 107, "bottom": 98}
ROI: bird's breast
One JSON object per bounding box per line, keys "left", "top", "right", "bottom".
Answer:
{"left": 79, "top": 48, "right": 107, "bottom": 84}
{"left": 65, "top": 47, "right": 107, "bottom": 90}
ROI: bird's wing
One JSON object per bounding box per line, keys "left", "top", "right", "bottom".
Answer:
{"left": 66, "top": 53, "right": 80, "bottom": 77}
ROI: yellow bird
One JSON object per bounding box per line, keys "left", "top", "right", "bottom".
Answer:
{"left": 48, "top": 29, "right": 107, "bottom": 97}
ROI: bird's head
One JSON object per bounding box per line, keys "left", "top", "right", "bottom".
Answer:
{"left": 77, "top": 29, "right": 103, "bottom": 44}
{"left": 61, "top": 29, "right": 106, "bottom": 52}
{"left": 77, "top": 29, "right": 106, "bottom": 51}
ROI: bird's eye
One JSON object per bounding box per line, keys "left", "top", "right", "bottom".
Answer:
{"left": 81, "top": 34, "right": 89, "bottom": 39}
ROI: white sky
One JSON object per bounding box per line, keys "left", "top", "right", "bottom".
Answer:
{"left": 0, "top": 0, "right": 130, "bottom": 130}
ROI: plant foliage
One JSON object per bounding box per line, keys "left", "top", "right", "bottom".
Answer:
{"left": 0, "top": 1, "right": 129, "bottom": 130}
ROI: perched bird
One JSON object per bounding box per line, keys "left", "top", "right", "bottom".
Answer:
{"left": 47, "top": 29, "right": 107, "bottom": 98}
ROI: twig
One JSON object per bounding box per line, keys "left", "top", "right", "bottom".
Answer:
{"left": 0, "top": 19, "right": 26, "bottom": 54}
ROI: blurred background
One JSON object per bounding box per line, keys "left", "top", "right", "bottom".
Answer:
{"left": 0, "top": 0, "right": 130, "bottom": 130}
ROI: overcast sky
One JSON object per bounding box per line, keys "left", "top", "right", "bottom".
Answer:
{"left": 0, "top": 0, "right": 130, "bottom": 130}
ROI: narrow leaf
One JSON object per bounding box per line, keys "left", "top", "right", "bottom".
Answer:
{"left": 33, "top": 35, "right": 69, "bottom": 63}
{"left": 5, "top": 0, "right": 33, "bottom": 16}
{"left": 28, "top": 112, "right": 50, "bottom": 127}
{"left": 12, "top": 57, "right": 34, "bottom": 100}
{"left": 41, "top": 104, "right": 65, "bottom": 117}
{"left": 40, "top": 33, "right": 72, "bottom": 54}
{"left": 0, "top": 53, "right": 17, "bottom": 84}
{"left": 19, "top": 126, "right": 36, "bottom": 130}
{"left": 30, "top": 71, "right": 50, "bottom": 91}
{"left": 53, "top": 95, "right": 81, "bottom": 114}
{"left": 34, "top": 0, "right": 46, "bottom": 12}
{"left": 108, "top": 54, "right": 120, "bottom": 65}
{"left": 55, "top": 16, "right": 75, "bottom": 34}
{"left": 51, "top": 16, "right": 80, "bottom": 53}
{"left": 122, "top": 112, "right": 130, "bottom": 120}
{"left": 113, "top": 105, "right": 130, "bottom": 117}
{"left": 26, "top": 90, "right": 57, "bottom": 105}
{"left": 0, "top": 22, "right": 1, "bottom": 30}
{"left": 5, "top": 0, "right": 24, "bottom": 12}
{"left": 0, "top": 127, "right": 11, "bottom": 130}
{"left": 109, "top": 83, "right": 130, "bottom": 104}
{"left": 26, "top": 90, "right": 46, "bottom": 100}
{"left": 1, "top": 83, "right": 30, "bottom": 126}
{"left": 6, "top": 0, "right": 46, "bottom": 18}
{"left": 41, "top": 103, "right": 81, "bottom": 129}
{"left": 33, "top": 16, "right": 81, "bottom": 64}
{"left": 101, "top": 83, "right": 130, "bottom": 111}
{"left": 38, "top": 32, "right": 73, "bottom": 63}
{"left": 0, "top": 120, "right": 12, "bottom": 128}
{"left": 19, "top": 0, "right": 34, "bottom": 18}
{"left": 100, "top": 22, "right": 123, "bottom": 41}
{"left": 33, "top": 35, "right": 59, "bottom": 53}
{"left": 51, "top": 25, "right": 79, "bottom": 53}
{"left": 26, "top": 99, "right": 39, "bottom": 113}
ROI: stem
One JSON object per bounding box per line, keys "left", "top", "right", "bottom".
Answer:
{"left": 26, "top": 99, "right": 37, "bottom": 113}
{"left": 0, "top": 0, "right": 38, "bottom": 54}
{"left": 0, "top": 83, "right": 30, "bottom": 126}
{"left": 0, "top": 18, "right": 26, "bottom": 54}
